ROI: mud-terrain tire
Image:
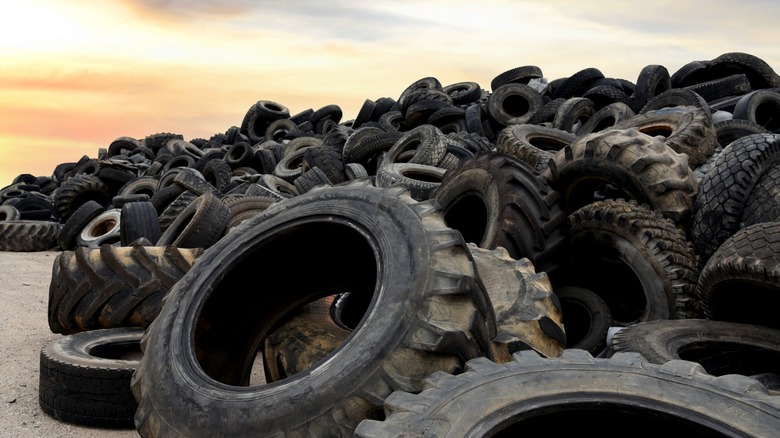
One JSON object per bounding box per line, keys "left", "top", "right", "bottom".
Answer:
{"left": 561, "top": 199, "right": 701, "bottom": 324}
{"left": 38, "top": 327, "right": 144, "bottom": 428}
{"left": 690, "top": 133, "right": 780, "bottom": 261}
{"left": 432, "top": 151, "right": 567, "bottom": 275}
{"left": 740, "top": 164, "right": 780, "bottom": 226}
{"left": 0, "top": 220, "right": 60, "bottom": 252}
{"left": 54, "top": 174, "right": 112, "bottom": 222}
{"left": 130, "top": 184, "right": 496, "bottom": 437}
{"left": 609, "top": 319, "right": 780, "bottom": 378}
{"left": 468, "top": 245, "right": 565, "bottom": 360}
{"left": 496, "top": 124, "right": 575, "bottom": 173}
{"left": 612, "top": 105, "right": 717, "bottom": 168}
{"left": 48, "top": 244, "right": 203, "bottom": 334}
{"left": 542, "top": 127, "right": 698, "bottom": 224}
{"left": 696, "top": 221, "right": 780, "bottom": 331}
{"left": 355, "top": 349, "right": 780, "bottom": 437}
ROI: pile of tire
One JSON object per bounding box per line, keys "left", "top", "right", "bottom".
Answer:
{"left": 16, "top": 51, "right": 780, "bottom": 436}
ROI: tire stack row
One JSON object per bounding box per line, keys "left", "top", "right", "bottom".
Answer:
{"left": 14, "top": 51, "right": 780, "bottom": 435}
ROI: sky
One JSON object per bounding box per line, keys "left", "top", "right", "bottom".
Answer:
{"left": 1, "top": 0, "right": 779, "bottom": 187}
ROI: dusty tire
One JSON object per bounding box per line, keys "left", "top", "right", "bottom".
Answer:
{"left": 740, "top": 164, "right": 780, "bottom": 226}
{"left": 155, "top": 192, "right": 230, "bottom": 249}
{"left": 468, "top": 244, "right": 565, "bottom": 360}
{"left": 554, "top": 285, "right": 613, "bottom": 355}
{"left": 130, "top": 185, "right": 496, "bottom": 437}
{"left": 612, "top": 105, "right": 717, "bottom": 168}
{"left": 53, "top": 174, "right": 112, "bottom": 222}
{"left": 355, "top": 349, "right": 780, "bottom": 437}
{"left": 76, "top": 208, "right": 121, "bottom": 248}
{"left": 38, "top": 327, "right": 144, "bottom": 428}
{"left": 0, "top": 220, "right": 61, "bottom": 252}
{"left": 696, "top": 221, "right": 780, "bottom": 331}
{"left": 432, "top": 151, "right": 567, "bottom": 275}
{"left": 57, "top": 200, "right": 105, "bottom": 250}
{"left": 375, "top": 162, "right": 446, "bottom": 201}
{"left": 542, "top": 127, "right": 699, "bottom": 224}
{"left": 560, "top": 199, "right": 701, "bottom": 323}
{"left": 496, "top": 124, "right": 575, "bottom": 173}
{"left": 609, "top": 319, "right": 780, "bottom": 378}
{"left": 48, "top": 244, "right": 203, "bottom": 334}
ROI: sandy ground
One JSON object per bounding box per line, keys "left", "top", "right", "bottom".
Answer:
{"left": 0, "top": 250, "right": 139, "bottom": 438}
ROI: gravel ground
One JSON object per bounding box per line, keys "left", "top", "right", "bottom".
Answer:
{"left": 0, "top": 250, "right": 139, "bottom": 438}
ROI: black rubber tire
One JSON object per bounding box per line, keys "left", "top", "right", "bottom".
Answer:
{"left": 223, "top": 195, "right": 278, "bottom": 231}
{"left": 381, "top": 124, "right": 447, "bottom": 167}
{"left": 355, "top": 349, "right": 780, "bottom": 438}
{"left": 575, "top": 101, "right": 635, "bottom": 136}
{"left": 39, "top": 327, "right": 144, "bottom": 429}
{"left": 487, "top": 83, "right": 543, "bottom": 126}
{"left": 157, "top": 189, "right": 197, "bottom": 232}
{"left": 561, "top": 198, "right": 701, "bottom": 324}
{"left": 708, "top": 51, "right": 780, "bottom": 90}
{"left": 240, "top": 100, "right": 290, "bottom": 142}
{"left": 684, "top": 73, "right": 752, "bottom": 103}
{"left": 432, "top": 151, "right": 567, "bottom": 275}
{"left": 130, "top": 184, "right": 496, "bottom": 436}
{"left": 609, "top": 318, "right": 780, "bottom": 378}
{"left": 443, "top": 81, "right": 483, "bottom": 105}
{"left": 490, "top": 65, "right": 543, "bottom": 91}
{"left": 120, "top": 201, "right": 162, "bottom": 246}
{"left": 740, "top": 164, "right": 780, "bottom": 226}
{"left": 155, "top": 191, "right": 230, "bottom": 249}
{"left": 714, "top": 118, "right": 771, "bottom": 148}
{"left": 542, "top": 127, "right": 699, "bottom": 225}
{"left": 552, "top": 67, "right": 605, "bottom": 99}
{"left": 612, "top": 105, "right": 717, "bottom": 168}
{"left": 690, "top": 133, "right": 780, "bottom": 261}
{"left": 200, "top": 158, "right": 233, "bottom": 193}
{"left": 554, "top": 286, "right": 613, "bottom": 355}
{"left": 375, "top": 162, "right": 446, "bottom": 201}
{"left": 301, "top": 145, "right": 346, "bottom": 184}
{"left": 632, "top": 64, "right": 672, "bottom": 113}
{"left": 551, "top": 96, "right": 596, "bottom": 134}
{"left": 48, "top": 244, "right": 203, "bottom": 334}
{"left": 53, "top": 174, "right": 112, "bottom": 222}
{"left": 76, "top": 208, "right": 121, "bottom": 248}
{"left": 0, "top": 220, "right": 61, "bottom": 252}
{"left": 293, "top": 166, "right": 333, "bottom": 194}
{"left": 639, "top": 88, "right": 711, "bottom": 116}
{"left": 468, "top": 245, "right": 565, "bottom": 360}
{"left": 58, "top": 199, "right": 105, "bottom": 250}
{"left": 733, "top": 88, "right": 780, "bottom": 133}
{"left": 696, "top": 221, "right": 780, "bottom": 331}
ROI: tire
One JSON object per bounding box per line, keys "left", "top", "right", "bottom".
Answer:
{"left": 48, "top": 244, "right": 203, "bottom": 334}
{"left": 381, "top": 124, "right": 448, "bottom": 168}
{"left": 130, "top": 184, "right": 496, "bottom": 437}
{"left": 612, "top": 105, "right": 718, "bottom": 168}
{"left": 740, "top": 164, "right": 780, "bottom": 226}
{"left": 468, "top": 245, "right": 565, "bottom": 360}
{"left": 733, "top": 89, "right": 780, "bottom": 132}
{"left": 714, "top": 118, "right": 771, "bottom": 148}
{"left": 575, "top": 101, "right": 635, "bottom": 136}
{"left": 432, "top": 151, "right": 567, "bottom": 275}
{"left": 0, "top": 220, "right": 60, "bottom": 252}
{"left": 552, "top": 67, "right": 604, "bottom": 99}
{"left": 487, "top": 83, "right": 543, "bottom": 126}
{"left": 690, "top": 133, "right": 780, "bottom": 261}
{"left": 301, "top": 145, "right": 346, "bottom": 184}
{"left": 496, "top": 124, "right": 575, "bottom": 173}
{"left": 375, "top": 162, "right": 446, "bottom": 201}
{"left": 632, "top": 64, "right": 672, "bottom": 113}
{"left": 293, "top": 166, "right": 333, "bottom": 194}
{"left": 76, "top": 208, "right": 121, "bottom": 248}
{"left": 355, "top": 349, "right": 780, "bottom": 438}
{"left": 551, "top": 96, "right": 596, "bottom": 134}
{"left": 639, "top": 88, "right": 711, "bottom": 116}
{"left": 542, "top": 127, "right": 699, "bottom": 225}
{"left": 554, "top": 286, "right": 613, "bottom": 355}
{"left": 0, "top": 204, "right": 21, "bottom": 221}
{"left": 156, "top": 192, "right": 230, "bottom": 249}
{"left": 223, "top": 195, "right": 278, "bottom": 231}
{"left": 561, "top": 199, "right": 700, "bottom": 324}
{"left": 53, "top": 174, "right": 112, "bottom": 222}
{"left": 120, "top": 201, "right": 162, "bottom": 246}
{"left": 609, "top": 319, "right": 780, "bottom": 378}
{"left": 58, "top": 199, "right": 105, "bottom": 250}
{"left": 696, "top": 221, "right": 780, "bottom": 331}
{"left": 38, "top": 327, "right": 144, "bottom": 428}
{"left": 157, "top": 189, "right": 197, "bottom": 232}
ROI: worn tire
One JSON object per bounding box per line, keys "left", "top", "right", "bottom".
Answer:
{"left": 38, "top": 327, "right": 144, "bottom": 428}
{"left": 120, "top": 201, "right": 162, "bottom": 246}
{"left": 48, "top": 244, "right": 203, "bottom": 334}
{"left": 356, "top": 349, "right": 780, "bottom": 437}
{"left": 432, "top": 151, "right": 567, "bottom": 275}
{"left": 554, "top": 285, "right": 613, "bottom": 355}
{"left": 610, "top": 319, "right": 780, "bottom": 378}
{"left": 130, "top": 184, "right": 496, "bottom": 436}
{"left": 696, "top": 221, "right": 780, "bottom": 331}
{"left": 542, "top": 127, "right": 699, "bottom": 224}
{"left": 156, "top": 192, "right": 230, "bottom": 249}
{"left": 561, "top": 199, "right": 701, "bottom": 323}
{"left": 496, "top": 124, "right": 575, "bottom": 173}
{"left": 0, "top": 220, "right": 61, "bottom": 252}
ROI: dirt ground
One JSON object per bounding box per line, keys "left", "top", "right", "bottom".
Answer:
{"left": 0, "top": 250, "right": 139, "bottom": 438}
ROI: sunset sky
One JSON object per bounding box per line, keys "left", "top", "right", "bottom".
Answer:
{"left": 1, "top": 0, "right": 779, "bottom": 186}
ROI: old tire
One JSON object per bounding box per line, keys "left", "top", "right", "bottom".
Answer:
{"left": 38, "top": 327, "right": 144, "bottom": 428}
{"left": 0, "top": 220, "right": 61, "bottom": 252}
{"left": 355, "top": 349, "right": 780, "bottom": 437}
{"left": 48, "top": 244, "right": 203, "bottom": 334}
{"left": 130, "top": 184, "right": 496, "bottom": 436}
